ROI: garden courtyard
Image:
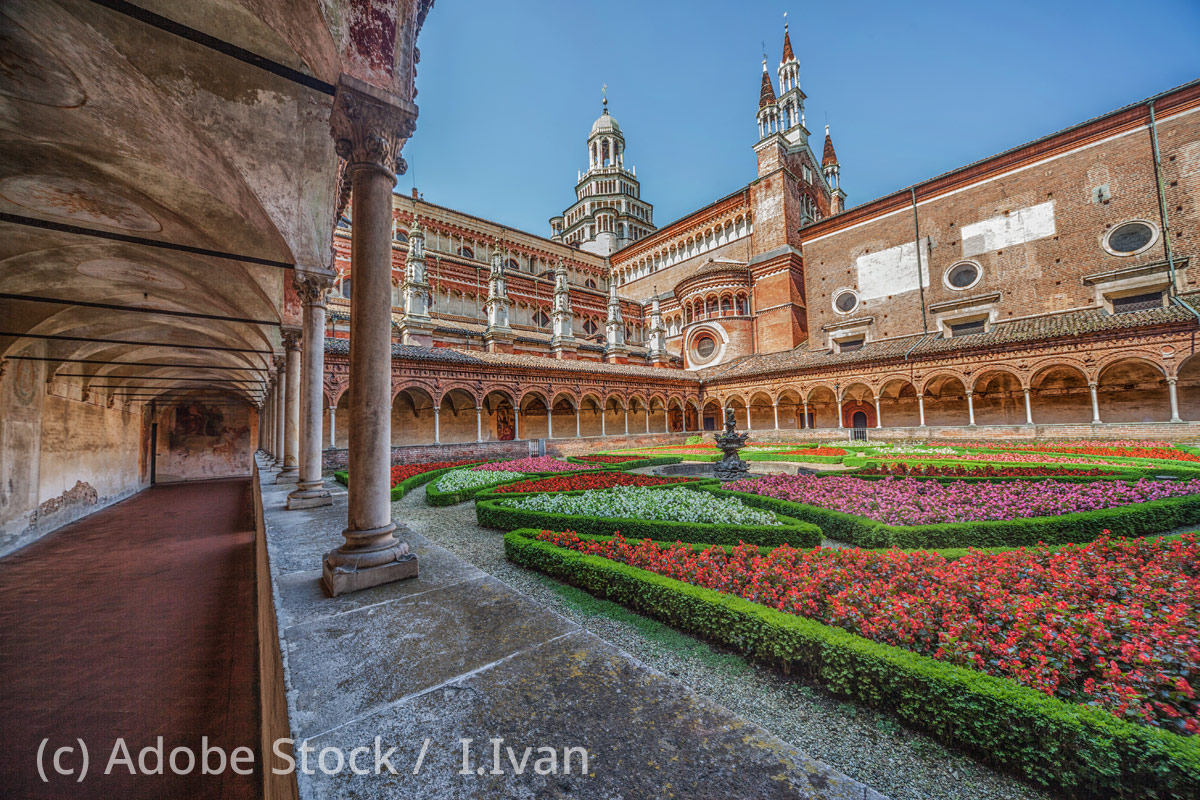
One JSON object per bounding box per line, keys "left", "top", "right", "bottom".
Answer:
{"left": 262, "top": 438, "right": 1200, "bottom": 800}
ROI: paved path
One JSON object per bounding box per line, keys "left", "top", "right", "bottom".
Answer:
{"left": 261, "top": 462, "right": 888, "bottom": 800}
{"left": 0, "top": 479, "right": 260, "bottom": 800}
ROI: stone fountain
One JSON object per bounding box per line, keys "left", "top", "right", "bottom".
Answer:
{"left": 713, "top": 407, "right": 750, "bottom": 481}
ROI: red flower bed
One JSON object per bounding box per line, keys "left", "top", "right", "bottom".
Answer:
{"left": 859, "top": 463, "right": 1119, "bottom": 478}
{"left": 780, "top": 447, "right": 847, "bottom": 457}
{"left": 493, "top": 472, "right": 693, "bottom": 493}
{"left": 574, "top": 454, "right": 644, "bottom": 463}
{"left": 1002, "top": 445, "right": 1200, "bottom": 463}
{"left": 537, "top": 530, "right": 1200, "bottom": 734}
{"left": 390, "top": 461, "right": 480, "bottom": 487}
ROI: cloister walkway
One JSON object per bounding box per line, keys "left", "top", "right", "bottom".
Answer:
{"left": 0, "top": 480, "right": 260, "bottom": 800}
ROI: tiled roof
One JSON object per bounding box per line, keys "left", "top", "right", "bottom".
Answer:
{"left": 781, "top": 26, "right": 795, "bottom": 63}
{"left": 702, "top": 296, "right": 1200, "bottom": 381}
{"left": 822, "top": 130, "right": 838, "bottom": 168}
{"left": 324, "top": 338, "right": 699, "bottom": 380}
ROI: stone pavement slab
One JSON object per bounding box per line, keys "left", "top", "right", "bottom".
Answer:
{"left": 260, "top": 460, "right": 888, "bottom": 800}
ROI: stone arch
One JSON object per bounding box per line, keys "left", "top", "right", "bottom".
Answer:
{"left": 392, "top": 386, "right": 436, "bottom": 445}
{"left": 647, "top": 395, "right": 668, "bottom": 433}
{"left": 603, "top": 393, "right": 627, "bottom": 436}
{"left": 775, "top": 387, "right": 803, "bottom": 429}
{"left": 666, "top": 397, "right": 685, "bottom": 432}
{"left": 921, "top": 374, "right": 969, "bottom": 427}
{"left": 1097, "top": 357, "right": 1170, "bottom": 423}
{"left": 972, "top": 369, "right": 1027, "bottom": 426}
{"left": 701, "top": 398, "right": 722, "bottom": 431}
{"left": 626, "top": 393, "right": 648, "bottom": 433}
{"left": 748, "top": 391, "right": 774, "bottom": 430}
{"left": 839, "top": 382, "right": 876, "bottom": 428}
{"left": 481, "top": 389, "right": 517, "bottom": 441}
{"left": 579, "top": 392, "right": 604, "bottom": 437}
{"left": 877, "top": 376, "right": 920, "bottom": 428}
{"left": 550, "top": 391, "right": 578, "bottom": 438}
{"left": 438, "top": 388, "right": 478, "bottom": 444}
{"left": 1029, "top": 363, "right": 1091, "bottom": 424}
{"left": 519, "top": 389, "right": 550, "bottom": 439}
{"left": 1177, "top": 354, "right": 1200, "bottom": 421}
{"left": 806, "top": 385, "right": 839, "bottom": 428}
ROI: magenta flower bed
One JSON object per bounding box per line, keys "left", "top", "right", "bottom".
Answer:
{"left": 725, "top": 475, "right": 1200, "bottom": 525}
{"left": 471, "top": 456, "right": 593, "bottom": 473}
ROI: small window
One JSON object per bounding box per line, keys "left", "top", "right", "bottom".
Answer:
{"left": 585, "top": 278, "right": 597, "bottom": 289}
{"left": 948, "top": 319, "right": 986, "bottom": 337}
{"left": 340, "top": 278, "right": 351, "bottom": 298}
{"left": 945, "top": 261, "right": 981, "bottom": 290}
{"left": 833, "top": 290, "right": 858, "bottom": 314}
{"left": 506, "top": 258, "right": 521, "bottom": 272}
{"left": 1111, "top": 291, "right": 1164, "bottom": 314}
{"left": 533, "top": 309, "right": 550, "bottom": 327}
{"left": 838, "top": 338, "right": 864, "bottom": 353}
{"left": 394, "top": 229, "right": 408, "bottom": 243}
{"left": 583, "top": 319, "right": 598, "bottom": 335}
{"left": 458, "top": 246, "right": 474, "bottom": 259}
{"left": 694, "top": 336, "right": 716, "bottom": 358}
{"left": 1104, "top": 221, "right": 1157, "bottom": 256}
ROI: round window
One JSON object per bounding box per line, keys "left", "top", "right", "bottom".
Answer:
{"left": 1105, "top": 221, "right": 1156, "bottom": 255}
{"left": 945, "top": 261, "right": 981, "bottom": 290}
{"left": 695, "top": 336, "right": 716, "bottom": 358}
{"left": 833, "top": 290, "right": 858, "bottom": 314}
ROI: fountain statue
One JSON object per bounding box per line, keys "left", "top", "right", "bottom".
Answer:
{"left": 713, "top": 407, "right": 750, "bottom": 481}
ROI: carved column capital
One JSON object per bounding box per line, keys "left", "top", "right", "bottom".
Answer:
{"left": 330, "top": 76, "right": 417, "bottom": 179}
{"left": 274, "top": 355, "right": 287, "bottom": 372}
{"left": 282, "top": 326, "right": 303, "bottom": 351}
{"left": 294, "top": 268, "right": 336, "bottom": 307}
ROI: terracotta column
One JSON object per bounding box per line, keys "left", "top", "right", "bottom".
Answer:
{"left": 1089, "top": 382, "right": 1101, "bottom": 424}
{"left": 1023, "top": 388, "right": 1034, "bottom": 425}
{"left": 277, "top": 328, "right": 302, "bottom": 483}
{"left": 289, "top": 269, "right": 336, "bottom": 509}
{"left": 1168, "top": 378, "right": 1182, "bottom": 423}
{"left": 323, "top": 77, "right": 418, "bottom": 596}
{"left": 273, "top": 356, "right": 286, "bottom": 467}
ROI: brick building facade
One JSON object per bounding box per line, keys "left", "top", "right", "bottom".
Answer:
{"left": 324, "top": 24, "right": 1200, "bottom": 456}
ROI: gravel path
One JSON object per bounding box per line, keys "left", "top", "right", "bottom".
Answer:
{"left": 393, "top": 488, "right": 1049, "bottom": 800}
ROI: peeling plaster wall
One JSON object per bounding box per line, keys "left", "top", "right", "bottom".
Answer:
{"left": 1, "top": 361, "right": 148, "bottom": 556}
{"left": 154, "top": 402, "right": 255, "bottom": 484}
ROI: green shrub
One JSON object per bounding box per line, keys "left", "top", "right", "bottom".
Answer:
{"left": 684, "top": 435, "right": 704, "bottom": 445}
{"left": 335, "top": 462, "right": 489, "bottom": 501}
{"left": 706, "top": 487, "right": 1200, "bottom": 549}
{"left": 504, "top": 528, "right": 1200, "bottom": 799}
{"left": 476, "top": 496, "right": 820, "bottom": 548}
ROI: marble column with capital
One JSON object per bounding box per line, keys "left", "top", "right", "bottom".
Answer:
{"left": 276, "top": 328, "right": 302, "bottom": 483}
{"left": 273, "top": 356, "right": 286, "bottom": 468}
{"left": 289, "top": 270, "right": 336, "bottom": 509}
{"left": 322, "top": 76, "right": 419, "bottom": 596}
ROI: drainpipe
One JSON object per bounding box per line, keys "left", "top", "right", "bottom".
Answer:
{"left": 1149, "top": 100, "right": 1200, "bottom": 322}
{"left": 911, "top": 188, "right": 929, "bottom": 334}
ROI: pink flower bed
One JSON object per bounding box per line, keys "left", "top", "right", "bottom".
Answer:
{"left": 901, "top": 451, "right": 1140, "bottom": 466}
{"left": 724, "top": 474, "right": 1200, "bottom": 525}
{"left": 471, "top": 456, "right": 593, "bottom": 473}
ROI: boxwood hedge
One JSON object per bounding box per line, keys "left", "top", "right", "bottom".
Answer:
{"left": 505, "top": 528, "right": 1200, "bottom": 799}
{"left": 706, "top": 486, "right": 1200, "bottom": 549}
{"left": 476, "top": 495, "right": 820, "bottom": 548}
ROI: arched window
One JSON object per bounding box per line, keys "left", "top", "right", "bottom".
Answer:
{"left": 506, "top": 257, "right": 521, "bottom": 272}
{"left": 585, "top": 278, "right": 597, "bottom": 289}
{"left": 458, "top": 245, "right": 474, "bottom": 259}
{"left": 720, "top": 296, "right": 733, "bottom": 315}
{"left": 735, "top": 295, "right": 748, "bottom": 315}
{"left": 394, "top": 229, "right": 408, "bottom": 243}
{"left": 583, "top": 318, "right": 598, "bottom": 336}
{"left": 533, "top": 309, "right": 550, "bottom": 327}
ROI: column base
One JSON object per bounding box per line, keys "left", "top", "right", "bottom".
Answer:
{"left": 275, "top": 467, "right": 300, "bottom": 484}
{"left": 287, "top": 483, "right": 333, "bottom": 509}
{"left": 322, "top": 544, "right": 418, "bottom": 596}
{"left": 1171, "top": 417, "right": 1183, "bottom": 423}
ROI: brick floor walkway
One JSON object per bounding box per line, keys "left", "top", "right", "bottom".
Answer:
{"left": 0, "top": 479, "right": 260, "bottom": 800}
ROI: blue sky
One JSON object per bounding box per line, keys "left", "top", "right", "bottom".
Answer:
{"left": 403, "top": 0, "right": 1200, "bottom": 235}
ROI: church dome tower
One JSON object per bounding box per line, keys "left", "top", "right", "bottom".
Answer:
{"left": 550, "top": 90, "right": 655, "bottom": 256}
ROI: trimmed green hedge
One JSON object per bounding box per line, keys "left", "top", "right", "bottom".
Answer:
{"left": 707, "top": 487, "right": 1200, "bottom": 549}
{"left": 566, "top": 455, "right": 684, "bottom": 470}
{"left": 475, "top": 495, "right": 820, "bottom": 548}
{"left": 505, "top": 528, "right": 1200, "bottom": 799}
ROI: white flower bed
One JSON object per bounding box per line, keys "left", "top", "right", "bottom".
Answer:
{"left": 501, "top": 485, "right": 780, "bottom": 526}
{"left": 435, "top": 468, "right": 525, "bottom": 492}
{"left": 868, "top": 445, "right": 959, "bottom": 456}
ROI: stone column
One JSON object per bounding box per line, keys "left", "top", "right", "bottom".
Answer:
{"left": 772, "top": 402, "right": 779, "bottom": 430}
{"left": 836, "top": 399, "right": 844, "bottom": 429}
{"left": 273, "top": 356, "right": 286, "bottom": 467}
{"left": 262, "top": 383, "right": 273, "bottom": 456}
{"left": 277, "top": 328, "right": 302, "bottom": 484}
{"left": 329, "top": 406, "right": 336, "bottom": 448}
{"left": 1168, "top": 378, "right": 1182, "bottom": 422}
{"left": 1089, "top": 382, "right": 1101, "bottom": 424}
{"left": 802, "top": 400, "right": 809, "bottom": 429}
{"left": 624, "top": 408, "right": 629, "bottom": 435}
{"left": 289, "top": 270, "right": 336, "bottom": 508}
{"left": 323, "top": 77, "right": 419, "bottom": 596}
{"left": 875, "top": 396, "right": 883, "bottom": 429}
{"left": 576, "top": 409, "right": 581, "bottom": 438}
{"left": 745, "top": 406, "right": 751, "bottom": 430}
{"left": 601, "top": 409, "right": 607, "bottom": 437}
{"left": 514, "top": 405, "right": 521, "bottom": 440}
{"left": 966, "top": 391, "right": 976, "bottom": 427}
{"left": 645, "top": 408, "right": 650, "bottom": 434}
{"left": 476, "top": 406, "right": 483, "bottom": 442}
{"left": 1023, "top": 389, "right": 1034, "bottom": 425}
{"left": 433, "top": 407, "right": 440, "bottom": 444}
{"left": 918, "top": 393, "right": 926, "bottom": 427}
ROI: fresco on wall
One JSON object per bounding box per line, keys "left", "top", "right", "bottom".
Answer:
{"left": 156, "top": 401, "right": 252, "bottom": 482}
{"left": 495, "top": 405, "right": 515, "bottom": 441}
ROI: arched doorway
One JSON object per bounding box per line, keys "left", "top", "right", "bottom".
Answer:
{"left": 851, "top": 410, "right": 868, "bottom": 429}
